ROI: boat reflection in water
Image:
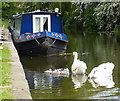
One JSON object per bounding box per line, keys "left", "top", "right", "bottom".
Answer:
{"left": 19, "top": 55, "right": 68, "bottom": 90}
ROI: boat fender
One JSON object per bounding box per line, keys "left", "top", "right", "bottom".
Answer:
{"left": 42, "top": 41, "right": 50, "bottom": 48}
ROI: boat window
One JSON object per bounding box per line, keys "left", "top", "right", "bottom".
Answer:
{"left": 33, "top": 15, "right": 51, "bottom": 33}
{"left": 14, "top": 17, "right": 21, "bottom": 33}
{"left": 35, "top": 17, "right": 41, "bottom": 32}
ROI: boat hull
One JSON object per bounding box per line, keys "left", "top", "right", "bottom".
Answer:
{"left": 12, "top": 35, "right": 67, "bottom": 55}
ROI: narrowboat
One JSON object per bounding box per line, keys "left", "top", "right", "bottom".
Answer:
{"left": 9, "top": 9, "right": 68, "bottom": 55}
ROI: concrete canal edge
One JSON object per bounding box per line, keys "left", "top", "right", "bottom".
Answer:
{"left": 3, "top": 38, "right": 32, "bottom": 99}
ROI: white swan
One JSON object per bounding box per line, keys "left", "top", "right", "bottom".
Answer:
{"left": 88, "top": 62, "right": 115, "bottom": 88}
{"left": 71, "top": 52, "right": 87, "bottom": 74}
{"left": 88, "top": 62, "right": 114, "bottom": 79}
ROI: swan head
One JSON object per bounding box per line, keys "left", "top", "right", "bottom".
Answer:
{"left": 73, "top": 51, "right": 78, "bottom": 56}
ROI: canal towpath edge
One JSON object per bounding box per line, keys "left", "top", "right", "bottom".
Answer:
{"left": 3, "top": 32, "right": 32, "bottom": 99}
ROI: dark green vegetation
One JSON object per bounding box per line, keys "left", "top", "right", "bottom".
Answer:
{"left": 0, "top": 45, "right": 13, "bottom": 99}
{"left": 1, "top": 2, "right": 120, "bottom": 36}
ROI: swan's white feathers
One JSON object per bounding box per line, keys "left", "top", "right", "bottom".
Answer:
{"left": 88, "top": 62, "right": 114, "bottom": 79}
{"left": 71, "top": 74, "right": 87, "bottom": 89}
{"left": 71, "top": 52, "right": 87, "bottom": 74}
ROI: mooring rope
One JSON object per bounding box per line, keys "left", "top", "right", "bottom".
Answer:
{"left": 50, "top": 38, "right": 56, "bottom": 47}
{"left": 35, "top": 38, "right": 42, "bottom": 46}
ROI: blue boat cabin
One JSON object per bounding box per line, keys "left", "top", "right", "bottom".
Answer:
{"left": 14, "top": 11, "right": 63, "bottom": 35}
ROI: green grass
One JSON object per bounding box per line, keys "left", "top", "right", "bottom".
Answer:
{"left": 0, "top": 62, "right": 12, "bottom": 86}
{"left": 0, "top": 88, "right": 13, "bottom": 100}
{"left": 2, "top": 45, "right": 12, "bottom": 62}
{"left": 0, "top": 45, "right": 13, "bottom": 99}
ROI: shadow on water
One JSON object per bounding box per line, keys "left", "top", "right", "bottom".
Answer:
{"left": 19, "top": 55, "right": 68, "bottom": 88}
{"left": 19, "top": 30, "right": 120, "bottom": 99}
{"left": 20, "top": 55, "right": 68, "bottom": 72}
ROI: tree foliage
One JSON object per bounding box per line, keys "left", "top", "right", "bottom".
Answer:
{"left": 2, "top": 2, "right": 23, "bottom": 20}
{"left": 69, "top": 2, "right": 120, "bottom": 33}
{"left": 65, "top": 2, "right": 98, "bottom": 31}
{"left": 94, "top": 2, "right": 120, "bottom": 32}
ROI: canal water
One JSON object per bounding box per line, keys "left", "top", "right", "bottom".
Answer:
{"left": 19, "top": 30, "right": 120, "bottom": 99}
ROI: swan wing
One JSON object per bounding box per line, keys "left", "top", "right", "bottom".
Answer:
{"left": 78, "top": 60, "right": 87, "bottom": 70}
{"left": 96, "top": 62, "right": 114, "bottom": 77}
{"left": 88, "top": 62, "right": 114, "bottom": 78}
{"left": 88, "top": 67, "right": 98, "bottom": 78}
{"left": 71, "top": 60, "right": 87, "bottom": 74}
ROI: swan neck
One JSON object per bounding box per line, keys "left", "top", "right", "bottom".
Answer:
{"left": 74, "top": 53, "right": 78, "bottom": 61}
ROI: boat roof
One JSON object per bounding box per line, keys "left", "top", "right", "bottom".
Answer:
{"left": 13, "top": 10, "right": 61, "bottom": 18}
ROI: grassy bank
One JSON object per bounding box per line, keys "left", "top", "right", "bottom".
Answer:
{"left": 0, "top": 45, "right": 13, "bottom": 99}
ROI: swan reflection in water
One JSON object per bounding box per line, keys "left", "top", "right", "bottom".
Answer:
{"left": 32, "top": 68, "right": 115, "bottom": 90}
{"left": 71, "top": 74, "right": 87, "bottom": 89}
{"left": 71, "top": 74, "right": 115, "bottom": 89}
{"left": 32, "top": 72, "right": 115, "bottom": 90}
